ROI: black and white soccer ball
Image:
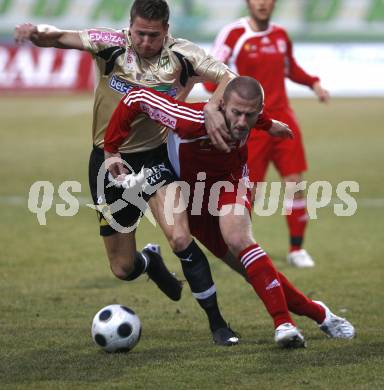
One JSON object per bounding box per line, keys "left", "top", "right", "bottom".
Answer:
{"left": 91, "top": 304, "right": 142, "bottom": 353}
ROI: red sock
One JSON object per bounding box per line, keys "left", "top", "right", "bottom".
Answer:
{"left": 285, "top": 198, "right": 308, "bottom": 252}
{"left": 278, "top": 272, "right": 326, "bottom": 324}
{"left": 239, "top": 244, "right": 294, "bottom": 328}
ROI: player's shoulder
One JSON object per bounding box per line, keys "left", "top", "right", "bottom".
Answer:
{"left": 166, "top": 36, "right": 204, "bottom": 54}
{"left": 211, "top": 18, "right": 247, "bottom": 50}
{"left": 124, "top": 86, "right": 204, "bottom": 120}
{"left": 165, "top": 36, "right": 211, "bottom": 65}
{"left": 126, "top": 85, "right": 164, "bottom": 98}
{"left": 269, "top": 23, "right": 290, "bottom": 39}
{"left": 124, "top": 86, "right": 178, "bottom": 107}
{"left": 221, "top": 18, "right": 246, "bottom": 33}
{"left": 81, "top": 27, "right": 127, "bottom": 47}
{"left": 219, "top": 18, "right": 247, "bottom": 39}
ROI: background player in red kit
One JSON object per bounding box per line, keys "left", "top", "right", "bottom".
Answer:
{"left": 205, "top": 0, "right": 330, "bottom": 268}
{"left": 104, "top": 77, "right": 354, "bottom": 348}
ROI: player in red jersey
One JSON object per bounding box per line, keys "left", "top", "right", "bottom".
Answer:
{"left": 204, "top": 0, "right": 330, "bottom": 268}
{"left": 104, "top": 77, "right": 354, "bottom": 348}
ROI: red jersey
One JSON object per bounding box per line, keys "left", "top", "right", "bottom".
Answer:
{"left": 104, "top": 87, "right": 272, "bottom": 257}
{"left": 205, "top": 19, "right": 319, "bottom": 114}
{"left": 104, "top": 87, "right": 272, "bottom": 181}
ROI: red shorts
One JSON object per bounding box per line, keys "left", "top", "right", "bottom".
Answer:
{"left": 187, "top": 178, "right": 252, "bottom": 259}
{"left": 167, "top": 135, "right": 251, "bottom": 259}
{"left": 247, "top": 108, "right": 307, "bottom": 182}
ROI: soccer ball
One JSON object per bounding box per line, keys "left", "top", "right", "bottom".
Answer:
{"left": 91, "top": 304, "right": 142, "bottom": 353}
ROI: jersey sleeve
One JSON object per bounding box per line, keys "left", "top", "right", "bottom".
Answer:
{"left": 172, "top": 39, "right": 230, "bottom": 84}
{"left": 285, "top": 34, "right": 319, "bottom": 87}
{"left": 255, "top": 112, "right": 273, "bottom": 131}
{"left": 210, "top": 24, "right": 239, "bottom": 64}
{"left": 79, "top": 28, "right": 126, "bottom": 54}
{"left": 196, "top": 52, "right": 232, "bottom": 84}
{"left": 104, "top": 87, "right": 207, "bottom": 153}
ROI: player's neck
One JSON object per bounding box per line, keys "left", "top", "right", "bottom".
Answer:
{"left": 249, "top": 17, "right": 270, "bottom": 32}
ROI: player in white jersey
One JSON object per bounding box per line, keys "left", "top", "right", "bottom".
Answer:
{"left": 15, "top": 0, "right": 239, "bottom": 345}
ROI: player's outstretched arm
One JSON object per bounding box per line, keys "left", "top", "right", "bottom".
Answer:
{"left": 14, "top": 23, "right": 84, "bottom": 50}
{"left": 286, "top": 35, "right": 329, "bottom": 104}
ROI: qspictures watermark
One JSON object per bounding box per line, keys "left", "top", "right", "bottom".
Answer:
{"left": 27, "top": 172, "right": 359, "bottom": 230}
{"left": 28, "top": 180, "right": 81, "bottom": 225}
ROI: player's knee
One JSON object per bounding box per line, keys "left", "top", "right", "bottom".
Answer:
{"left": 225, "top": 233, "right": 253, "bottom": 257}
{"left": 169, "top": 232, "right": 191, "bottom": 252}
{"left": 108, "top": 254, "right": 135, "bottom": 280}
{"left": 110, "top": 263, "right": 135, "bottom": 280}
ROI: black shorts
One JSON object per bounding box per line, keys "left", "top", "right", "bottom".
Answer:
{"left": 89, "top": 144, "right": 176, "bottom": 236}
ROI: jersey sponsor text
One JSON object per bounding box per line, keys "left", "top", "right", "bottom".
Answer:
{"left": 140, "top": 102, "right": 177, "bottom": 129}
{"left": 88, "top": 30, "right": 126, "bottom": 46}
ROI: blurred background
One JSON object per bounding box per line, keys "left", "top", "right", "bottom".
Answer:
{"left": 1, "top": 0, "right": 384, "bottom": 97}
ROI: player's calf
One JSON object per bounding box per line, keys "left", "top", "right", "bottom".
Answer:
{"left": 175, "top": 239, "right": 233, "bottom": 337}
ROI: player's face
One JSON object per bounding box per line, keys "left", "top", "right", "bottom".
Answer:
{"left": 247, "top": 0, "right": 275, "bottom": 23}
{"left": 129, "top": 16, "right": 168, "bottom": 58}
{"left": 222, "top": 92, "right": 262, "bottom": 142}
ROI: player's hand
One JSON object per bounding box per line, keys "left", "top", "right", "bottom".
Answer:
{"left": 268, "top": 120, "right": 293, "bottom": 139}
{"left": 204, "top": 102, "right": 231, "bottom": 153}
{"left": 104, "top": 151, "right": 129, "bottom": 181}
{"left": 312, "top": 81, "right": 330, "bottom": 103}
{"left": 14, "top": 23, "right": 38, "bottom": 45}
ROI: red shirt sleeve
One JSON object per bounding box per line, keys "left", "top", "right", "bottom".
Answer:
{"left": 255, "top": 112, "right": 273, "bottom": 131}
{"left": 104, "top": 91, "right": 142, "bottom": 153}
{"left": 286, "top": 35, "right": 319, "bottom": 87}
{"left": 104, "top": 87, "right": 207, "bottom": 153}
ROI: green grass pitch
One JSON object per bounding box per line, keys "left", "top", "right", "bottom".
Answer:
{"left": 1, "top": 95, "right": 383, "bottom": 389}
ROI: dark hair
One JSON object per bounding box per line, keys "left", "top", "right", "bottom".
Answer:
{"left": 223, "top": 76, "right": 264, "bottom": 106}
{"left": 130, "top": 0, "right": 170, "bottom": 25}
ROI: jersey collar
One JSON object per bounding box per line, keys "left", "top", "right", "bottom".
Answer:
{"left": 243, "top": 17, "right": 274, "bottom": 36}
